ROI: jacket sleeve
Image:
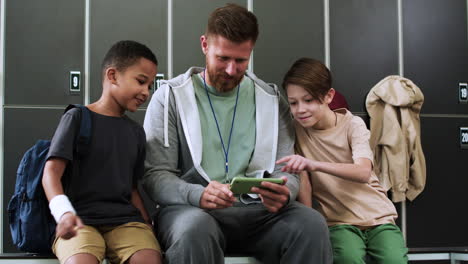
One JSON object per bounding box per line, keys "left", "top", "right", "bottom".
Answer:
{"left": 269, "top": 89, "right": 300, "bottom": 201}
{"left": 142, "top": 84, "right": 205, "bottom": 207}
{"left": 378, "top": 106, "right": 409, "bottom": 202}
{"left": 406, "top": 114, "right": 426, "bottom": 201}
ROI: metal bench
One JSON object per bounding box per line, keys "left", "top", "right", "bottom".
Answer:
{"left": 407, "top": 247, "right": 468, "bottom": 263}
{"left": 0, "top": 254, "right": 260, "bottom": 264}
{"left": 2, "top": 247, "right": 468, "bottom": 263}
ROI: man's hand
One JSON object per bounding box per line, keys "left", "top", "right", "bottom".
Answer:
{"left": 56, "top": 212, "right": 84, "bottom": 240}
{"left": 276, "top": 155, "right": 315, "bottom": 174}
{"left": 252, "top": 176, "right": 289, "bottom": 213}
{"left": 200, "top": 181, "right": 236, "bottom": 209}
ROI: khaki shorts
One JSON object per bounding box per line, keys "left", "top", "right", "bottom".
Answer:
{"left": 53, "top": 221, "right": 161, "bottom": 264}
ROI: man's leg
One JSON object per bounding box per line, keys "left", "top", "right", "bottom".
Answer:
{"left": 156, "top": 205, "right": 225, "bottom": 264}
{"left": 329, "top": 225, "right": 367, "bottom": 264}
{"left": 241, "top": 202, "right": 332, "bottom": 264}
{"left": 366, "top": 224, "right": 408, "bottom": 264}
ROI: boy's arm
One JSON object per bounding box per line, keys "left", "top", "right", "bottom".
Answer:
{"left": 42, "top": 158, "right": 67, "bottom": 201}
{"left": 297, "top": 171, "right": 312, "bottom": 207}
{"left": 42, "top": 158, "right": 84, "bottom": 239}
{"left": 277, "top": 155, "right": 372, "bottom": 184}
{"left": 307, "top": 158, "right": 372, "bottom": 183}
{"left": 131, "top": 188, "right": 152, "bottom": 226}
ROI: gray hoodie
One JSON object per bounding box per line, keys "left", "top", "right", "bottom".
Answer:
{"left": 142, "top": 67, "right": 298, "bottom": 207}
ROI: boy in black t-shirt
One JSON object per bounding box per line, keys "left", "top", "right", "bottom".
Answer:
{"left": 42, "top": 40, "right": 162, "bottom": 264}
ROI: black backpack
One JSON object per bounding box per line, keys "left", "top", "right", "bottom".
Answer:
{"left": 7, "top": 104, "right": 92, "bottom": 253}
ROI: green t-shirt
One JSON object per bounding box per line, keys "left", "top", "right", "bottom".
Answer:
{"left": 193, "top": 73, "right": 256, "bottom": 183}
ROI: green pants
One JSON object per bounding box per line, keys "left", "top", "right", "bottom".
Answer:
{"left": 329, "top": 224, "right": 408, "bottom": 264}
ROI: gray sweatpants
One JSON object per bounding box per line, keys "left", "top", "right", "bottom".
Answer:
{"left": 156, "top": 201, "right": 332, "bottom": 264}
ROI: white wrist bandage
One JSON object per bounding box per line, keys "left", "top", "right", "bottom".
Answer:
{"left": 49, "top": 194, "right": 76, "bottom": 223}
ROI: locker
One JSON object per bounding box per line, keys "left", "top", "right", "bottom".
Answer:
{"left": 254, "top": 0, "right": 324, "bottom": 89}
{"left": 5, "top": 0, "right": 84, "bottom": 105}
{"left": 330, "top": 0, "right": 399, "bottom": 112}
{"left": 90, "top": 0, "right": 168, "bottom": 105}
{"left": 172, "top": 0, "right": 246, "bottom": 76}
{"left": 403, "top": 0, "right": 468, "bottom": 114}
{"left": 3, "top": 108, "right": 65, "bottom": 253}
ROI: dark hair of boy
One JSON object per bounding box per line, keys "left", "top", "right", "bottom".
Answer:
{"left": 206, "top": 3, "right": 259, "bottom": 44}
{"left": 282, "top": 57, "right": 333, "bottom": 103}
{"left": 101, "top": 40, "right": 158, "bottom": 78}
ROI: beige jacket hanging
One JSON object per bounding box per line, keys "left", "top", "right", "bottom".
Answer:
{"left": 365, "top": 75, "right": 426, "bottom": 202}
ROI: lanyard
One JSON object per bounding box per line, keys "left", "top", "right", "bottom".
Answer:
{"left": 202, "top": 70, "right": 240, "bottom": 183}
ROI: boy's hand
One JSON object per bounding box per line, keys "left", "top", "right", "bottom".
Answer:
{"left": 200, "top": 181, "right": 236, "bottom": 209}
{"left": 252, "top": 176, "right": 289, "bottom": 213}
{"left": 146, "top": 223, "right": 154, "bottom": 231}
{"left": 56, "top": 212, "right": 84, "bottom": 240}
{"left": 276, "top": 155, "right": 315, "bottom": 174}
{"left": 144, "top": 219, "right": 154, "bottom": 232}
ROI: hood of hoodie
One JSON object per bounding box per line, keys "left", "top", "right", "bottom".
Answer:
{"left": 366, "top": 75, "right": 424, "bottom": 112}
{"left": 158, "top": 66, "right": 282, "bottom": 182}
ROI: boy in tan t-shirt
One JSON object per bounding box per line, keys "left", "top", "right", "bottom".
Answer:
{"left": 277, "top": 58, "right": 408, "bottom": 264}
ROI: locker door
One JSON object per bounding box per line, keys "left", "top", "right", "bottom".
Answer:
{"left": 330, "top": 0, "right": 398, "bottom": 112}
{"left": 3, "top": 108, "right": 65, "bottom": 253}
{"left": 403, "top": 0, "right": 468, "bottom": 248}
{"left": 254, "top": 0, "right": 324, "bottom": 88}
{"left": 172, "top": 0, "right": 247, "bottom": 76}
{"left": 403, "top": 0, "right": 468, "bottom": 114}
{"left": 5, "top": 0, "right": 84, "bottom": 105}
{"left": 90, "top": 0, "right": 167, "bottom": 105}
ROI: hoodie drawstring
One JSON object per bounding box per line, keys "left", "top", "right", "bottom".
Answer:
{"left": 163, "top": 84, "right": 170, "bottom": 147}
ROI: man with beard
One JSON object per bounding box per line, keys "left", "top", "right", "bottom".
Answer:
{"left": 142, "top": 4, "right": 332, "bottom": 264}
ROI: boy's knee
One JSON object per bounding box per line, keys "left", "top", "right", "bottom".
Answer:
{"left": 371, "top": 251, "right": 407, "bottom": 264}
{"left": 65, "top": 253, "right": 100, "bottom": 264}
{"left": 333, "top": 249, "right": 365, "bottom": 264}
{"left": 128, "top": 249, "right": 162, "bottom": 264}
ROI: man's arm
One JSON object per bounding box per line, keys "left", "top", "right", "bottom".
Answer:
{"left": 269, "top": 88, "right": 300, "bottom": 200}
{"left": 142, "top": 84, "right": 205, "bottom": 207}
{"left": 252, "top": 85, "right": 299, "bottom": 212}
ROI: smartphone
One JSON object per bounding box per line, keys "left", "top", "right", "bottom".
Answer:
{"left": 229, "top": 177, "right": 284, "bottom": 194}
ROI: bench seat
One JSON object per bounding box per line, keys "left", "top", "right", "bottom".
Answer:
{"left": 1, "top": 247, "right": 468, "bottom": 263}
{"left": 0, "top": 254, "right": 260, "bottom": 264}
{"left": 407, "top": 247, "right": 468, "bottom": 262}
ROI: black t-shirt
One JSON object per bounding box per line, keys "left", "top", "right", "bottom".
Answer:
{"left": 47, "top": 108, "right": 145, "bottom": 225}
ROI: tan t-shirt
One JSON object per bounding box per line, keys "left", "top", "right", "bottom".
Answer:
{"left": 295, "top": 109, "right": 397, "bottom": 227}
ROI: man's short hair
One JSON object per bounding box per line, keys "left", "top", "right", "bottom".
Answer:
{"left": 206, "top": 3, "right": 259, "bottom": 44}
{"left": 101, "top": 40, "right": 158, "bottom": 76}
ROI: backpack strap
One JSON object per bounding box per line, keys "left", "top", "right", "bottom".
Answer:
{"left": 64, "top": 104, "right": 92, "bottom": 157}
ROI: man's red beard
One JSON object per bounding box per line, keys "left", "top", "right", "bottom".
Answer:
{"left": 206, "top": 67, "right": 243, "bottom": 93}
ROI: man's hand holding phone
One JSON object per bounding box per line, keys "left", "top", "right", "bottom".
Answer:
{"left": 251, "top": 176, "right": 290, "bottom": 213}
{"left": 228, "top": 176, "right": 289, "bottom": 213}
{"left": 200, "top": 181, "right": 236, "bottom": 209}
